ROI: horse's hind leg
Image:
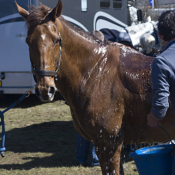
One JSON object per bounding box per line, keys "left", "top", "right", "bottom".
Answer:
{"left": 120, "top": 156, "right": 124, "bottom": 175}
{"left": 97, "top": 142, "right": 123, "bottom": 175}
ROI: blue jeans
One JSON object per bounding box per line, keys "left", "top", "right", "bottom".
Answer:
{"left": 76, "top": 134, "right": 99, "bottom": 166}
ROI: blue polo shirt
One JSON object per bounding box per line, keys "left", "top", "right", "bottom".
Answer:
{"left": 151, "top": 39, "right": 175, "bottom": 119}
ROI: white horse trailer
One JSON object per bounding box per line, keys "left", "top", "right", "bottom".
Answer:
{"left": 0, "top": 0, "right": 131, "bottom": 94}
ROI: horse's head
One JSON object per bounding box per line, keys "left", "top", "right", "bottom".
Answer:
{"left": 15, "top": 0, "right": 63, "bottom": 102}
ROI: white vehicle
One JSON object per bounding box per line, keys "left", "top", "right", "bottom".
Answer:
{"left": 0, "top": 0, "right": 132, "bottom": 94}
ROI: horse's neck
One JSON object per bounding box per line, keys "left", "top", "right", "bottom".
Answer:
{"left": 61, "top": 19, "right": 98, "bottom": 57}
{"left": 60, "top": 19, "right": 103, "bottom": 78}
{"left": 57, "top": 19, "right": 107, "bottom": 101}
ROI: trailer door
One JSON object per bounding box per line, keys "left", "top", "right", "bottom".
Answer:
{"left": 0, "top": 0, "right": 35, "bottom": 94}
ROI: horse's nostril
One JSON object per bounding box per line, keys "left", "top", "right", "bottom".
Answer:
{"left": 35, "top": 87, "right": 40, "bottom": 97}
{"left": 48, "top": 86, "right": 55, "bottom": 98}
{"left": 35, "top": 86, "right": 55, "bottom": 102}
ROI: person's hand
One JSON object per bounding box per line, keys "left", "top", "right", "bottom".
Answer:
{"left": 147, "top": 113, "right": 161, "bottom": 129}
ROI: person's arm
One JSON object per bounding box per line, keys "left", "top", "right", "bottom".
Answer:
{"left": 147, "top": 56, "right": 170, "bottom": 128}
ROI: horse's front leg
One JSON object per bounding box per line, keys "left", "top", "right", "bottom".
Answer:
{"left": 96, "top": 142, "right": 124, "bottom": 175}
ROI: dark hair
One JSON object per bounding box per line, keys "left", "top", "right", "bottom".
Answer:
{"left": 27, "top": 3, "right": 51, "bottom": 28}
{"left": 158, "top": 10, "right": 175, "bottom": 41}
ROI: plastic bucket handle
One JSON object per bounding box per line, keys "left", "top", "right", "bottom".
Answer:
{"left": 134, "top": 124, "right": 173, "bottom": 150}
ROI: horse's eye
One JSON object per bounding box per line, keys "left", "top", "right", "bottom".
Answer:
{"left": 26, "top": 37, "right": 30, "bottom": 45}
{"left": 55, "top": 37, "right": 60, "bottom": 44}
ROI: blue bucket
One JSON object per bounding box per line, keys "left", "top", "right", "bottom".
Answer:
{"left": 129, "top": 144, "right": 174, "bottom": 175}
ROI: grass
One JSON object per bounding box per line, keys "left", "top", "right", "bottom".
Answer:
{"left": 0, "top": 94, "right": 138, "bottom": 175}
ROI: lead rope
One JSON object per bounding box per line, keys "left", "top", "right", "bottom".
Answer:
{"left": 0, "top": 85, "right": 36, "bottom": 157}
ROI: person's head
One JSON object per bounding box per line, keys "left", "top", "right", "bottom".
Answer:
{"left": 158, "top": 10, "right": 175, "bottom": 42}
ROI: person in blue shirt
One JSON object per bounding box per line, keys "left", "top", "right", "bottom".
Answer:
{"left": 147, "top": 10, "right": 175, "bottom": 127}
{"left": 147, "top": 10, "right": 175, "bottom": 174}
{"left": 76, "top": 134, "right": 99, "bottom": 167}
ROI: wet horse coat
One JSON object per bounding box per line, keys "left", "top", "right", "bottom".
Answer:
{"left": 16, "top": 1, "right": 175, "bottom": 174}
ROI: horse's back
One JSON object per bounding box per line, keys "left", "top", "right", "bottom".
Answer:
{"left": 117, "top": 43, "right": 154, "bottom": 95}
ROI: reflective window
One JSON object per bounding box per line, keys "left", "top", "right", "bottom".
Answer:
{"left": 100, "top": 0, "right": 110, "bottom": 8}
{"left": 81, "top": 0, "right": 87, "bottom": 11}
{"left": 113, "top": 0, "right": 122, "bottom": 9}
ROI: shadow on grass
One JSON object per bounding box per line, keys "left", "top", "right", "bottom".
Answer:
{"left": 0, "top": 120, "right": 133, "bottom": 170}
{"left": 0, "top": 121, "right": 79, "bottom": 170}
{"left": 0, "top": 92, "right": 64, "bottom": 108}
{"left": 0, "top": 95, "right": 133, "bottom": 170}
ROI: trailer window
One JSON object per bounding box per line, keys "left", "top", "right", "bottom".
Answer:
{"left": 81, "top": 0, "right": 87, "bottom": 11}
{"left": 100, "top": 0, "right": 110, "bottom": 8}
{"left": 113, "top": 0, "right": 122, "bottom": 8}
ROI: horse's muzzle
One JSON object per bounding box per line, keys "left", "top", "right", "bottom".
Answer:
{"left": 35, "top": 86, "right": 55, "bottom": 102}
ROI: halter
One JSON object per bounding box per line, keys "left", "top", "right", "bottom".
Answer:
{"left": 32, "top": 32, "right": 62, "bottom": 81}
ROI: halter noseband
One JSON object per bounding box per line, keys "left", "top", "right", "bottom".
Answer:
{"left": 32, "top": 32, "right": 62, "bottom": 81}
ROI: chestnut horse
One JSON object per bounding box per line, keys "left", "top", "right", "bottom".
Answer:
{"left": 16, "top": 1, "right": 175, "bottom": 174}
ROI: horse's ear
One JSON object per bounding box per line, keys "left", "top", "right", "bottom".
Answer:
{"left": 50, "top": 0, "right": 63, "bottom": 20}
{"left": 15, "top": 1, "right": 29, "bottom": 21}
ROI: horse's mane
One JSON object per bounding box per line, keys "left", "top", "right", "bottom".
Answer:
{"left": 61, "top": 17, "right": 104, "bottom": 44}
{"left": 26, "top": 3, "right": 51, "bottom": 27}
